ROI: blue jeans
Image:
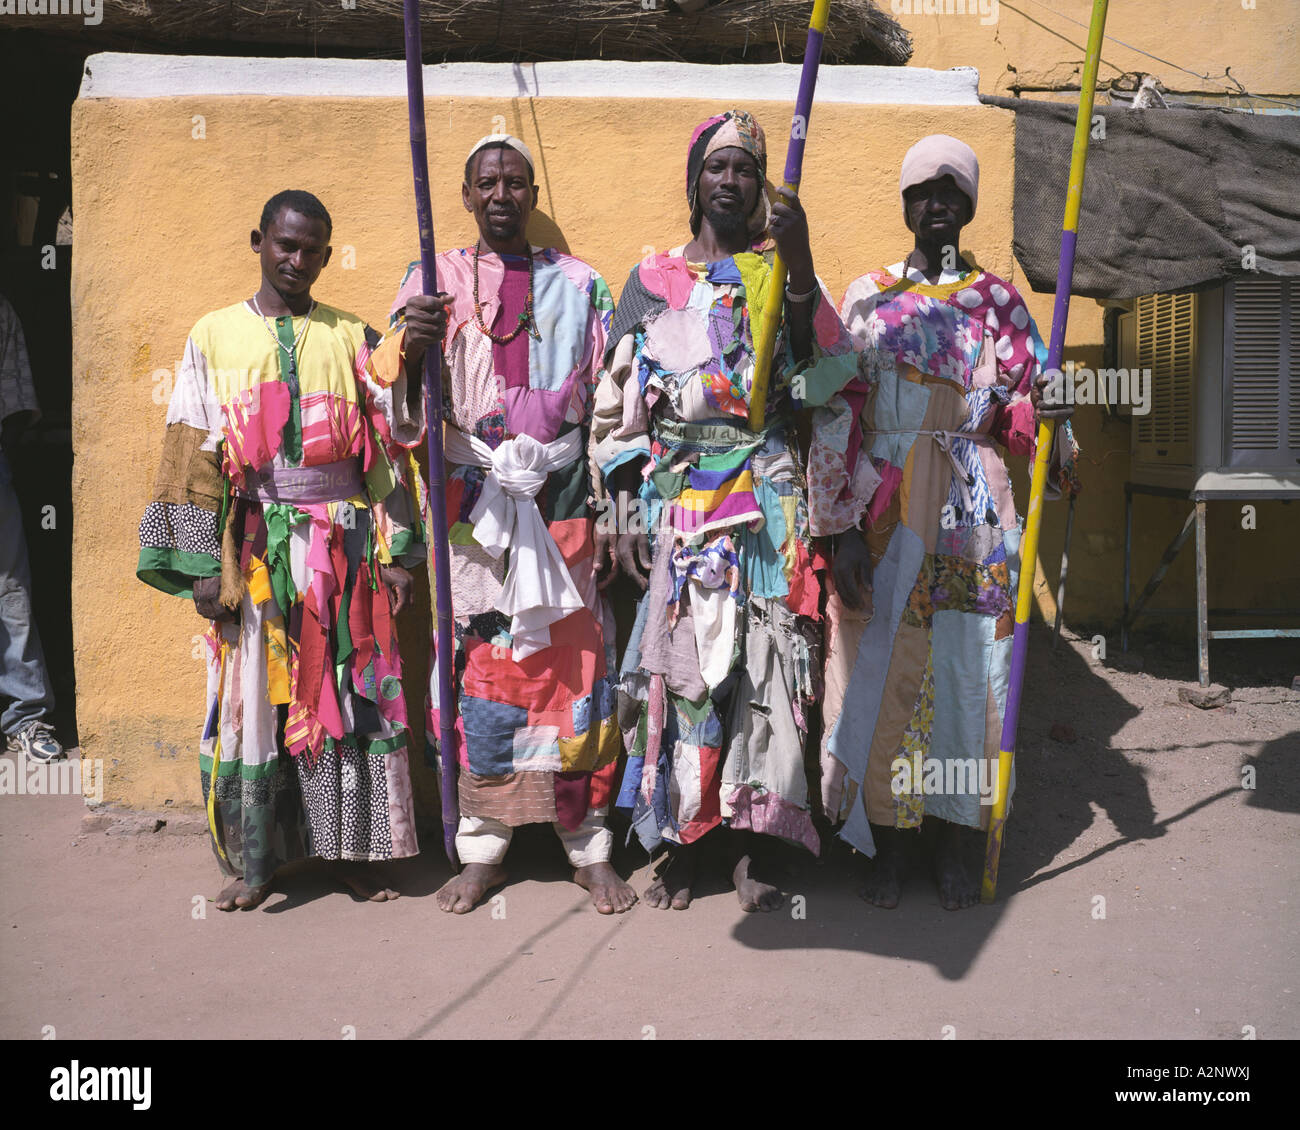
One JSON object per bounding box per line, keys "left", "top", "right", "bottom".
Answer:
{"left": 0, "top": 448, "right": 55, "bottom": 734}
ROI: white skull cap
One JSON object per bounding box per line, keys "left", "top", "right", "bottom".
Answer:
{"left": 467, "top": 134, "right": 535, "bottom": 174}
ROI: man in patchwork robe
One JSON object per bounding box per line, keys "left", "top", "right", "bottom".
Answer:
{"left": 367, "top": 136, "right": 636, "bottom": 915}
{"left": 138, "top": 191, "right": 426, "bottom": 909}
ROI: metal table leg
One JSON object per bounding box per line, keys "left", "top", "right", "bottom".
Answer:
{"left": 1124, "top": 507, "right": 1197, "bottom": 634}
{"left": 1122, "top": 485, "right": 1132, "bottom": 652}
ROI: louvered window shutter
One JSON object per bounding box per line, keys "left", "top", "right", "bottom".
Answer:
{"left": 1133, "top": 292, "right": 1197, "bottom": 466}
{"left": 1224, "top": 279, "right": 1297, "bottom": 468}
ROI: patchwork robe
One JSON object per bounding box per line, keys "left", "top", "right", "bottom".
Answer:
{"left": 368, "top": 247, "right": 621, "bottom": 832}
{"left": 137, "top": 300, "right": 426, "bottom": 886}
{"left": 811, "top": 258, "right": 1080, "bottom": 856}
{"left": 591, "top": 246, "right": 858, "bottom": 856}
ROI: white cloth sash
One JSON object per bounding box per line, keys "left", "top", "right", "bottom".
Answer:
{"left": 443, "top": 425, "right": 586, "bottom": 660}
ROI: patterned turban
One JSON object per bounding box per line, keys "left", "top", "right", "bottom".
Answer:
{"left": 686, "top": 110, "right": 771, "bottom": 238}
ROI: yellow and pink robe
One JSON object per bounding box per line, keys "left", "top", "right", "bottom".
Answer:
{"left": 137, "top": 300, "right": 425, "bottom": 886}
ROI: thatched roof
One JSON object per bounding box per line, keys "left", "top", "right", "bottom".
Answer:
{"left": 10, "top": 1, "right": 913, "bottom": 66}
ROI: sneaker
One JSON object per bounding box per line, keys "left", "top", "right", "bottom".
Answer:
{"left": 6, "top": 719, "right": 65, "bottom": 763}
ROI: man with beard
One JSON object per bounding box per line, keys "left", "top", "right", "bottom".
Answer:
{"left": 367, "top": 135, "right": 636, "bottom": 914}
{"left": 590, "top": 111, "right": 857, "bottom": 911}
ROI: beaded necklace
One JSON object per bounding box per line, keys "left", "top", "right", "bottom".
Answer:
{"left": 472, "top": 243, "right": 539, "bottom": 344}
{"left": 249, "top": 295, "right": 315, "bottom": 378}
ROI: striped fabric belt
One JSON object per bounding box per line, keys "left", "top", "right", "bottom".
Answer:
{"left": 237, "top": 458, "right": 363, "bottom": 506}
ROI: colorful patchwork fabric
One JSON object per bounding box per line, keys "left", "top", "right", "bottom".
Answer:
{"left": 813, "top": 259, "right": 1077, "bottom": 854}
{"left": 618, "top": 675, "right": 725, "bottom": 849}
{"left": 668, "top": 533, "right": 741, "bottom": 612}
{"left": 138, "top": 299, "right": 427, "bottom": 886}
{"left": 902, "top": 553, "right": 1013, "bottom": 629}
{"left": 668, "top": 448, "right": 765, "bottom": 540}
{"left": 593, "top": 245, "right": 856, "bottom": 855}
{"left": 372, "top": 247, "right": 619, "bottom": 825}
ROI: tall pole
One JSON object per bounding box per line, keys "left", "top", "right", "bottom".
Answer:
{"left": 747, "top": 0, "right": 832, "bottom": 433}
{"left": 403, "top": 0, "right": 459, "bottom": 866}
{"left": 981, "top": 0, "right": 1109, "bottom": 903}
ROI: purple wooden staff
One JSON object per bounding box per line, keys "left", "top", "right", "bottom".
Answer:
{"left": 748, "top": 0, "right": 833, "bottom": 431}
{"left": 403, "top": 0, "right": 459, "bottom": 865}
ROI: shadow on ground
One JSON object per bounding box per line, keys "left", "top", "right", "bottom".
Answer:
{"left": 188, "top": 630, "right": 1295, "bottom": 990}
{"left": 728, "top": 628, "right": 1299, "bottom": 980}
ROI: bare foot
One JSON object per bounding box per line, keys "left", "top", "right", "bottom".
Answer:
{"left": 332, "top": 861, "right": 400, "bottom": 902}
{"left": 574, "top": 861, "right": 637, "bottom": 914}
{"left": 644, "top": 848, "right": 695, "bottom": 910}
{"left": 215, "top": 875, "right": 274, "bottom": 911}
{"left": 235, "top": 880, "right": 274, "bottom": 910}
{"left": 860, "top": 828, "right": 905, "bottom": 909}
{"left": 733, "top": 853, "right": 784, "bottom": 913}
{"left": 436, "top": 862, "right": 507, "bottom": 914}
{"left": 934, "top": 821, "right": 979, "bottom": 910}
{"left": 215, "top": 877, "right": 245, "bottom": 912}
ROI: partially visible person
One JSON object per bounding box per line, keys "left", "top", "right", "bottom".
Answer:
{"left": 137, "top": 191, "right": 426, "bottom": 910}
{"left": 0, "top": 293, "right": 63, "bottom": 763}
{"left": 813, "top": 134, "right": 1080, "bottom": 910}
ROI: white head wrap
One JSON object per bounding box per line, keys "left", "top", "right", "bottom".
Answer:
{"left": 899, "top": 134, "right": 979, "bottom": 217}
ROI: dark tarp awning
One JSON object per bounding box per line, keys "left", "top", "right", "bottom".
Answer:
{"left": 982, "top": 95, "right": 1300, "bottom": 299}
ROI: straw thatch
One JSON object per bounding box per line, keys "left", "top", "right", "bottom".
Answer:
{"left": 11, "top": 1, "right": 912, "bottom": 65}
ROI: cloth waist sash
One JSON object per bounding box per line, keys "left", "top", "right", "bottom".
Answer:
{"left": 238, "top": 459, "right": 363, "bottom": 506}
{"left": 872, "top": 428, "right": 993, "bottom": 514}
{"left": 443, "top": 425, "right": 586, "bottom": 660}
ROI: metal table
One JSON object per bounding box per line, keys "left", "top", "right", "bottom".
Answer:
{"left": 1122, "top": 480, "right": 1300, "bottom": 686}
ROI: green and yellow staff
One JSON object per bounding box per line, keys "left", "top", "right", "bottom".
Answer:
{"left": 748, "top": 0, "right": 832, "bottom": 432}
{"left": 982, "top": 0, "right": 1110, "bottom": 902}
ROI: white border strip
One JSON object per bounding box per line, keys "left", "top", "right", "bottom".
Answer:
{"left": 79, "top": 54, "right": 980, "bottom": 105}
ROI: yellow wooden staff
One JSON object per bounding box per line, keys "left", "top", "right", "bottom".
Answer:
{"left": 748, "top": 0, "right": 833, "bottom": 432}
{"left": 982, "top": 0, "right": 1110, "bottom": 903}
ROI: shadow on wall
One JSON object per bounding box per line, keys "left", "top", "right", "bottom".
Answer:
{"left": 729, "top": 623, "right": 1174, "bottom": 981}
{"left": 527, "top": 210, "right": 570, "bottom": 256}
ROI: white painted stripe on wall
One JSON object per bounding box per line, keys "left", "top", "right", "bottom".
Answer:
{"left": 79, "top": 54, "right": 981, "bottom": 105}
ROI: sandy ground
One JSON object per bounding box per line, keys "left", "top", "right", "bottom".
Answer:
{"left": 1, "top": 628, "right": 1296, "bottom": 1041}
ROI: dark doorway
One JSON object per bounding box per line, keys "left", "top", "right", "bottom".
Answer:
{"left": 1, "top": 30, "right": 84, "bottom": 747}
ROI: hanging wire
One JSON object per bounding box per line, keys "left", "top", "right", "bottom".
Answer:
{"left": 1008, "top": 0, "right": 1297, "bottom": 109}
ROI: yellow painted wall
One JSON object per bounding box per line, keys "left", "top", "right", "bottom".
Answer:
{"left": 71, "top": 93, "right": 1016, "bottom": 811}
{"left": 71, "top": 87, "right": 1296, "bottom": 814}
{"left": 893, "top": 0, "right": 1300, "bottom": 97}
